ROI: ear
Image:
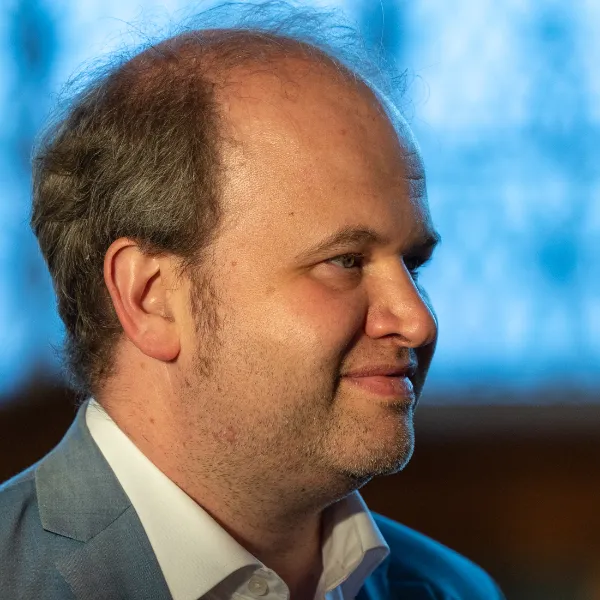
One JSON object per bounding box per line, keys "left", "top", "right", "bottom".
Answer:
{"left": 104, "top": 238, "right": 180, "bottom": 361}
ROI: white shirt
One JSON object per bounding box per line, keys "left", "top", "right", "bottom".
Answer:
{"left": 86, "top": 399, "right": 389, "bottom": 600}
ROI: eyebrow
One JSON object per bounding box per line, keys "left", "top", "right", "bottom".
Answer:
{"left": 295, "top": 225, "right": 441, "bottom": 261}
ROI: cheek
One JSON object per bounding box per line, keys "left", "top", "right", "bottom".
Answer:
{"left": 263, "top": 279, "right": 366, "bottom": 352}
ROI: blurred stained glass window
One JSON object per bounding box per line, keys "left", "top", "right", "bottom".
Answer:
{"left": 0, "top": 0, "right": 598, "bottom": 402}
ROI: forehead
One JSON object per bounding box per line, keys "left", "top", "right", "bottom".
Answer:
{"left": 216, "top": 58, "right": 431, "bottom": 246}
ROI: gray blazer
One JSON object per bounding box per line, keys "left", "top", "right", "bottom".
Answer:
{"left": 0, "top": 402, "right": 504, "bottom": 600}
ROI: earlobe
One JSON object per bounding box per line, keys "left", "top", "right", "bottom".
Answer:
{"left": 104, "top": 238, "right": 180, "bottom": 362}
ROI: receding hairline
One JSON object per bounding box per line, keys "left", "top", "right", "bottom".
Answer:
{"left": 48, "top": 1, "right": 409, "bottom": 136}
{"left": 128, "top": 27, "right": 367, "bottom": 95}
{"left": 140, "top": 27, "right": 421, "bottom": 198}
{"left": 128, "top": 27, "right": 407, "bottom": 154}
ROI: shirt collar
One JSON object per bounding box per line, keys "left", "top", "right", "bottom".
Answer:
{"left": 85, "top": 398, "right": 389, "bottom": 600}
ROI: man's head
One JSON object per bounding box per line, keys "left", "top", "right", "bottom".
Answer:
{"left": 32, "top": 5, "right": 438, "bottom": 496}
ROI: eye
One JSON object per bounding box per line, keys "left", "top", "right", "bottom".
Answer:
{"left": 404, "top": 255, "right": 432, "bottom": 280}
{"left": 326, "top": 252, "right": 433, "bottom": 278}
{"left": 327, "top": 253, "right": 365, "bottom": 270}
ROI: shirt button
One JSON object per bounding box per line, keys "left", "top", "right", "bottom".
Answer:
{"left": 247, "top": 575, "right": 269, "bottom": 596}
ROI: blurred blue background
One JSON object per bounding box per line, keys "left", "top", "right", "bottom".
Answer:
{"left": 0, "top": 0, "right": 598, "bottom": 402}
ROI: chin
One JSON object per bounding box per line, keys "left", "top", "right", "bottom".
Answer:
{"left": 338, "top": 437, "right": 415, "bottom": 486}
{"left": 322, "top": 403, "right": 415, "bottom": 489}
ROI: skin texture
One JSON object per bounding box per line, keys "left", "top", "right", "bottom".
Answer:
{"left": 101, "top": 56, "right": 439, "bottom": 600}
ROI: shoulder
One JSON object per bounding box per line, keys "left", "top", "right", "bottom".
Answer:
{"left": 0, "top": 465, "right": 39, "bottom": 534}
{"left": 0, "top": 466, "right": 76, "bottom": 599}
{"left": 372, "top": 512, "right": 504, "bottom": 599}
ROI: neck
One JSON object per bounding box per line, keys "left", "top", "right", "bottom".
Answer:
{"left": 99, "top": 394, "right": 336, "bottom": 600}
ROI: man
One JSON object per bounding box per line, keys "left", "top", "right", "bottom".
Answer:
{"left": 0, "top": 5, "right": 504, "bottom": 600}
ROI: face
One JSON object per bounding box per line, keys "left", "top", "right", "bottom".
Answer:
{"left": 174, "top": 61, "right": 439, "bottom": 499}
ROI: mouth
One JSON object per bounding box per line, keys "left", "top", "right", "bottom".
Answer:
{"left": 342, "top": 374, "right": 416, "bottom": 401}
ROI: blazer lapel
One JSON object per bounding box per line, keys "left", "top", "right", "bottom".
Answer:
{"left": 35, "top": 401, "right": 172, "bottom": 600}
{"left": 56, "top": 505, "right": 172, "bottom": 600}
{"left": 388, "top": 581, "right": 439, "bottom": 600}
{"left": 358, "top": 579, "right": 439, "bottom": 600}
{"left": 357, "top": 558, "right": 440, "bottom": 600}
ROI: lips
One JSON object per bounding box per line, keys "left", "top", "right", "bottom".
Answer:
{"left": 341, "top": 361, "right": 417, "bottom": 399}
{"left": 342, "top": 362, "right": 417, "bottom": 379}
{"left": 343, "top": 374, "right": 415, "bottom": 398}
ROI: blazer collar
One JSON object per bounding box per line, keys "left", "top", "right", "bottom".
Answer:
{"left": 35, "top": 400, "right": 172, "bottom": 600}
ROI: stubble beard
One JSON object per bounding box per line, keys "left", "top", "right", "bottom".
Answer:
{"left": 186, "top": 278, "right": 415, "bottom": 504}
{"left": 317, "top": 389, "right": 416, "bottom": 490}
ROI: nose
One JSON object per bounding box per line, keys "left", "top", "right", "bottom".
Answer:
{"left": 364, "top": 262, "right": 437, "bottom": 348}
